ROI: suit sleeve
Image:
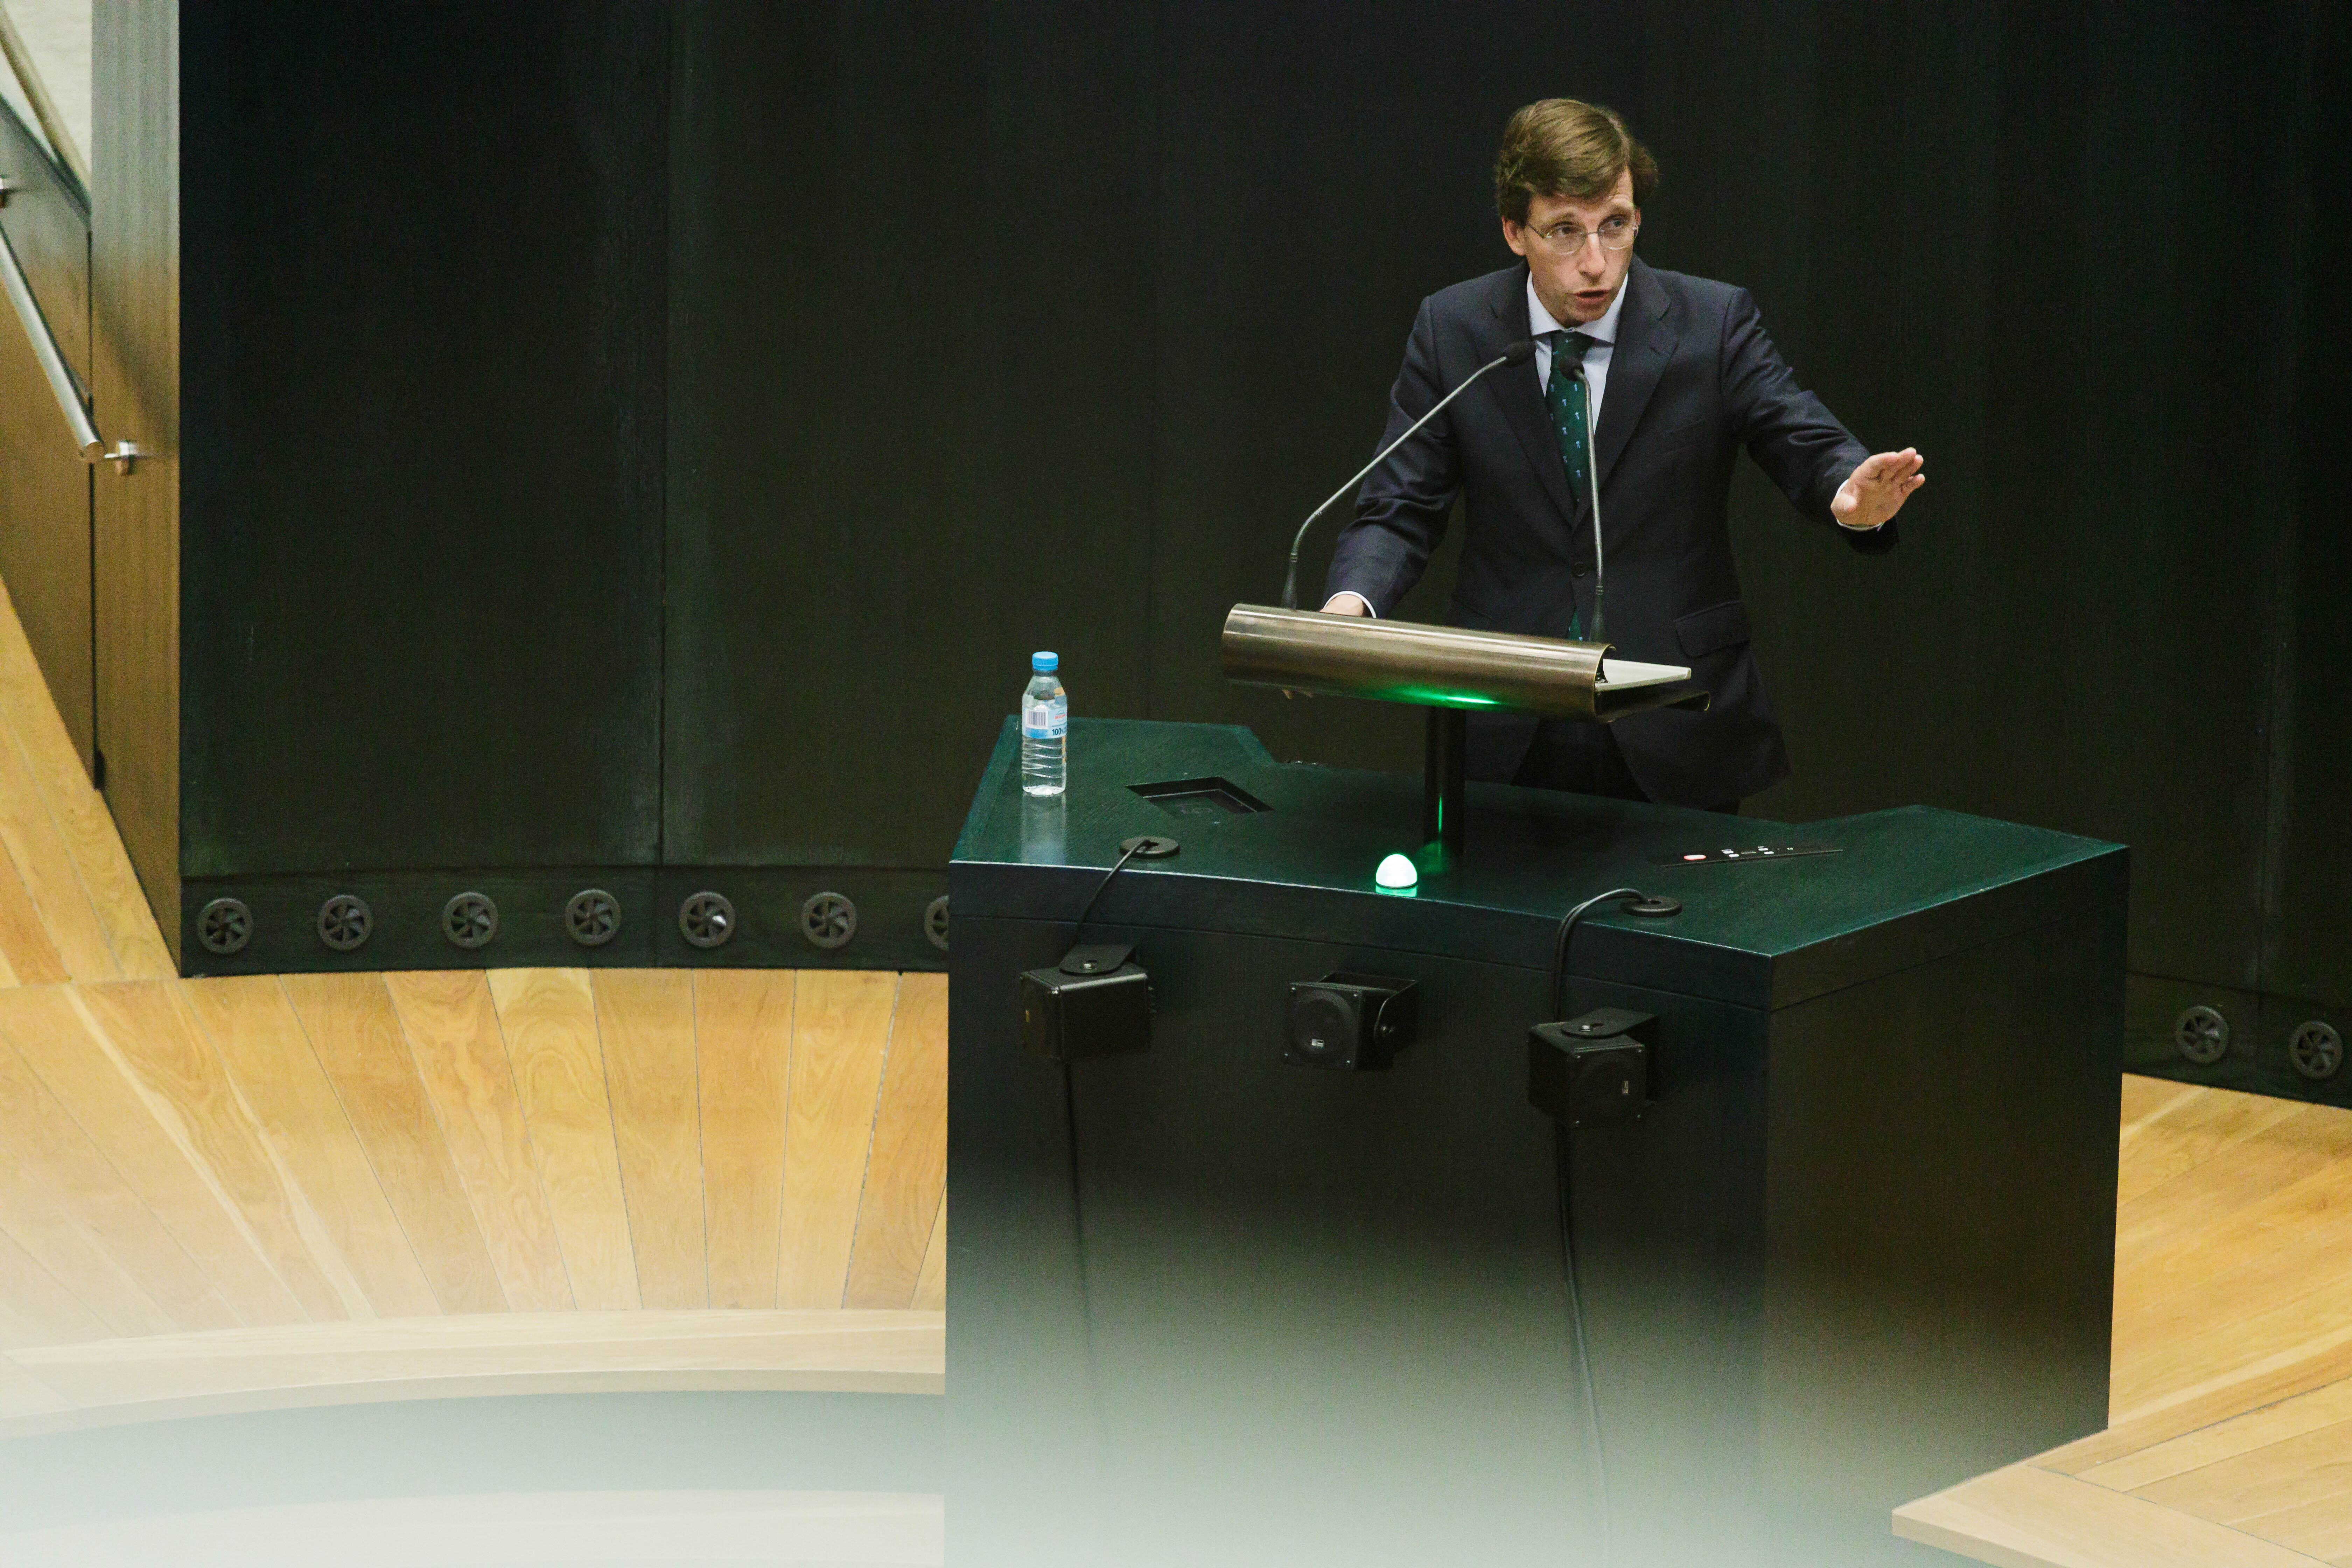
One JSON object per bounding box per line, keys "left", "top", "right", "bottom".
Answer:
{"left": 1721, "top": 288, "right": 1895, "bottom": 553}
{"left": 1321, "top": 297, "right": 1465, "bottom": 614}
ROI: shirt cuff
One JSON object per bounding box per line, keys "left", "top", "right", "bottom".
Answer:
{"left": 1322, "top": 592, "right": 1377, "bottom": 617}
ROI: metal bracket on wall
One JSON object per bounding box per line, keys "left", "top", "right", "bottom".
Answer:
{"left": 316, "top": 895, "right": 373, "bottom": 952}
{"left": 196, "top": 897, "right": 253, "bottom": 956}
{"left": 924, "top": 894, "right": 950, "bottom": 953}
{"left": 2290, "top": 1022, "right": 2343, "bottom": 1082}
{"left": 679, "top": 891, "right": 736, "bottom": 950}
{"left": 801, "top": 891, "right": 858, "bottom": 950}
{"left": 2175, "top": 1005, "right": 2230, "bottom": 1066}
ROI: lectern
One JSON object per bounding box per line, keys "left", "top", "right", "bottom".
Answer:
{"left": 947, "top": 709, "right": 2122, "bottom": 1566}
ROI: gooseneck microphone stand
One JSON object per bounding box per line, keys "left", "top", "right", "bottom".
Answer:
{"left": 1279, "top": 340, "right": 1535, "bottom": 609}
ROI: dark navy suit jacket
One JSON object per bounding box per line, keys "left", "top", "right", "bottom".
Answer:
{"left": 1324, "top": 257, "right": 1893, "bottom": 806}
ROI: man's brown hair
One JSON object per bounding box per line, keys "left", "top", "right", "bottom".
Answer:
{"left": 1493, "top": 99, "right": 1658, "bottom": 225}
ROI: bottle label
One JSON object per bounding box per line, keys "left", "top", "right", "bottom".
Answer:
{"left": 1023, "top": 702, "right": 1066, "bottom": 740}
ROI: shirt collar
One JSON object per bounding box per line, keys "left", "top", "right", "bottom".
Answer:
{"left": 1526, "top": 270, "right": 1628, "bottom": 346}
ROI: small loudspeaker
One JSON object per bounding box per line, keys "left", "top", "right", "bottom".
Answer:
{"left": 1021, "top": 943, "right": 1152, "bottom": 1064}
{"left": 1285, "top": 972, "right": 1420, "bottom": 1071}
{"left": 1529, "top": 1008, "right": 1657, "bottom": 1127}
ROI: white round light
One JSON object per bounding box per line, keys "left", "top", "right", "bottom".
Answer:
{"left": 1375, "top": 853, "right": 1419, "bottom": 890}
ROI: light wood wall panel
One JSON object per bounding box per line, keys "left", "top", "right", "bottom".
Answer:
{"left": 0, "top": 726, "right": 116, "bottom": 982}
{"left": 776, "top": 971, "right": 897, "bottom": 1310}
{"left": 1903, "top": 1081, "right": 2352, "bottom": 1568}
{"left": 1898, "top": 1461, "right": 2328, "bottom": 1568}
{"left": 183, "top": 975, "right": 436, "bottom": 1318}
{"left": 0, "top": 953, "right": 950, "bottom": 1433}
{"left": 72, "top": 981, "right": 360, "bottom": 1320}
{"left": 595, "top": 971, "right": 708, "bottom": 1309}
{"left": 911, "top": 1197, "right": 945, "bottom": 1313}
{"left": 2080, "top": 1379, "right": 2352, "bottom": 1494}
{"left": 695, "top": 970, "right": 795, "bottom": 1310}
{"left": 0, "top": 1106, "right": 177, "bottom": 1338}
{"left": 281, "top": 973, "right": 505, "bottom": 1314}
{"left": 0, "top": 1224, "right": 110, "bottom": 1348}
{"left": 386, "top": 972, "right": 572, "bottom": 1312}
{"left": 0, "top": 1352, "right": 70, "bottom": 1419}
{"left": 0, "top": 1031, "right": 233, "bottom": 1331}
{"left": 9, "top": 1308, "right": 944, "bottom": 1415}
{"left": 0, "top": 587, "right": 174, "bottom": 979}
{"left": 90, "top": 0, "right": 180, "bottom": 965}
{"left": 490, "top": 967, "right": 638, "bottom": 1311}
{"left": 0, "top": 843, "right": 66, "bottom": 985}
{"left": 845, "top": 973, "right": 947, "bottom": 1310}
{"left": 0, "top": 983, "right": 300, "bottom": 1324}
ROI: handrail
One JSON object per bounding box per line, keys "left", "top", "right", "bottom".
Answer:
{"left": 0, "top": 2, "right": 89, "bottom": 196}
{"left": 0, "top": 217, "right": 132, "bottom": 470}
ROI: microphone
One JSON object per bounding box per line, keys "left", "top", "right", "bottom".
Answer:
{"left": 1282, "top": 339, "right": 1538, "bottom": 609}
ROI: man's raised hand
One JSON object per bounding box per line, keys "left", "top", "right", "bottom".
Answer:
{"left": 1832, "top": 448, "right": 1925, "bottom": 531}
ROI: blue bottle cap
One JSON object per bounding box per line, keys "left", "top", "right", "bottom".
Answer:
{"left": 1032, "top": 651, "right": 1058, "bottom": 672}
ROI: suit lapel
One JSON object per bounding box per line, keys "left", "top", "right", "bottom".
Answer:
{"left": 1593, "top": 257, "right": 1677, "bottom": 495}
{"left": 1486, "top": 265, "right": 1581, "bottom": 531}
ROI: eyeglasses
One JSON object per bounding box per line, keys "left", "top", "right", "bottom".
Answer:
{"left": 1527, "top": 215, "right": 1639, "bottom": 253}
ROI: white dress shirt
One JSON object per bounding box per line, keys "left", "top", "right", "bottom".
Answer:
{"left": 1326, "top": 275, "right": 1633, "bottom": 617}
{"left": 1528, "top": 271, "right": 1628, "bottom": 430}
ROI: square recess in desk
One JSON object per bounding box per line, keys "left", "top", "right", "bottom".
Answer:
{"left": 1129, "top": 777, "right": 1273, "bottom": 821}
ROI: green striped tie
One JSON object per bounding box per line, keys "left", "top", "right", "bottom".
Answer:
{"left": 1546, "top": 330, "right": 1594, "bottom": 638}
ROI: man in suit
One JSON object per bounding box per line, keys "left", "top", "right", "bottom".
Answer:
{"left": 1322, "top": 98, "right": 1923, "bottom": 812}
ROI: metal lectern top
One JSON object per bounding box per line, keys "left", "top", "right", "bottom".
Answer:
{"left": 1219, "top": 603, "right": 1709, "bottom": 862}
{"left": 1219, "top": 603, "right": 1709, "bottom": 723}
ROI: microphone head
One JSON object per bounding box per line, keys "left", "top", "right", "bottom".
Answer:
{"left": 1499, "top": 339, "right": 1538, "bottom": 367}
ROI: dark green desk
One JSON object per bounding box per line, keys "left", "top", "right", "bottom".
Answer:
{"left": 948, "top": 718, "right": 2123, "bottom": 1568}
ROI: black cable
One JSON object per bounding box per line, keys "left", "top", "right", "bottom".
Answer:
{"left": 1555, "top": 1121, "right": 1614, "bottom": 1567}
{"left": 1551, "top": 886, "right": 1645, "bottom": 1018}
{"left": 1070, "top": 841, "right": 1145, "bottom": 942}
{"left": 1061, "top": 844, "right": 1143, "bottom": 1451}
{"left": 1547, "top": 884, "right": 1648, "bottom": 1568}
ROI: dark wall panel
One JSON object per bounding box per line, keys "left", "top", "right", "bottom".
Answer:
{"left": 1147, "top": 1, "right": 1647, "bottom": 773}
{"left": 1641, "top": 0, "right": 2314, "bottom": 998}
{"left": 2271, "top": 0, "right": 2347, "bottom": 1012}
{"left": 664, "top": 0, "right": 1156, "bottom": 869}
{"left": 178, "top": 1, "right": 667, "bottom": 877}
{"left": 137, "top": 0, "right": 2338, "bottom": 1016}
{"left": 662, "top": 0, "right": 2338, "bottom": 1020}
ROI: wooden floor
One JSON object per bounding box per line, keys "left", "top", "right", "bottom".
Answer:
{"left": 0, "top": 573, "right": 944, "bottom": 1433}
{"left": 1900, "top": 1076, "right": 2352, "bottom": 1566}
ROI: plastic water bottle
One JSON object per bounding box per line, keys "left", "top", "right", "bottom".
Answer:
{"left": 1021, "top": 651, "right": 1067, "bottom": 796}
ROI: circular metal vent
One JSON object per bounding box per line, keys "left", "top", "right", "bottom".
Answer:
{"left": 2174, "top": 1004, "right": 2230, "bottom": 1066}
{"left": 801, "top": 891, "right": 857, "bottom": 950}
{"left": 2289, "top": 1021, "right": 2344, "bottom": 1082}
{"left": 924, "top": 894, "right": 950, "bottom": 953}
{"left": 679, "top": 891, "right": 736, "bottom": 950}
{"left": 566, "top": 888, "right": 621, "bottom": 948}
{"left": 317, "top": 895, "right": 373, "bottom": 953}
{"left": 442, "top": 892, "right": 498, "bottom": 950}
{"left": 196, "top": 897, "right": 253, "bottom": 956}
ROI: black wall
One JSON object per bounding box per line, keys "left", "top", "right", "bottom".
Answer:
{"left": 172, "top": 0, "right": 2344, "bottom": 1095}
{"left": 181, "top": 2, "right": 669, "bottom": 877}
